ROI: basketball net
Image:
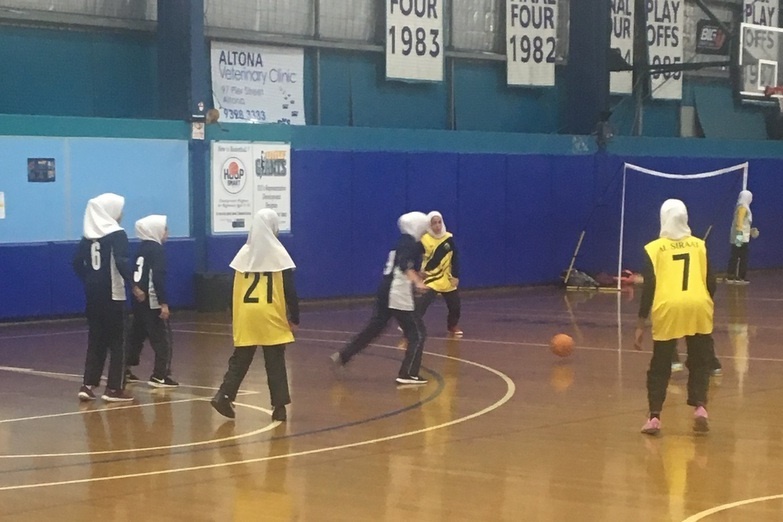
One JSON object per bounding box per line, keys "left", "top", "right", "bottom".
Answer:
{"left": 764, "top": 86, "right": 783, "bottom": 112}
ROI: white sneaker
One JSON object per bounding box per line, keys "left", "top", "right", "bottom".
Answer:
{"left": 671, "top": 362, "right": 684, "bottom": 372}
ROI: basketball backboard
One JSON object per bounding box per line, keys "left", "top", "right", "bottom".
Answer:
{"left": 739, "top": 22, "right": 783, "bottom": 98}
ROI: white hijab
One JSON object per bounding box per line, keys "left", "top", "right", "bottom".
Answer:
{"left": 83, "top": 193, "right": 124, "bottom": 239}
{"left": 737, "top": 190, "right": 753, "bottom": 220}
{"left": 135, "top": 215, "right": 167, "bottom": 244}
{"left": 426, "top": 211, "right": 448, "bottom": 239}
{"left": 398, "top": 211, "right": 429, "bottom": 241}
{"left": 659, "top": 199, "right": 692, "bottom": 240}
{"left": 230, "top": 209, "right": 295, "bottom": 273}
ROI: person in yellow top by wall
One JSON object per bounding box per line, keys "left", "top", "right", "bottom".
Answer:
{"left": 634, "top": 199, "right": 716, "bottom": 436}
{"left": 726, "top": 190, "right": 758, "bottom": 284}
{"left": 211, "top": 209, "right": 299, "bottom": 422}
{"left": 417, "top": 211, "right": 463, "bottom": 337}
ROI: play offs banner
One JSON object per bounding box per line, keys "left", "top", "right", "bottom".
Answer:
{"left": 647, "top": 0, "right": 684, "bottom": 100}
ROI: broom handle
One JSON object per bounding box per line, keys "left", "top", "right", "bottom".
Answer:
{"left": 564, "top": 230, "right": 586, "bottom": 284}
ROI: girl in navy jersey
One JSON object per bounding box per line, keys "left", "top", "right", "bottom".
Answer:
{"left": 124, "top": 215, "right": 178, "bottom": 388}
{"left": 73, "top": 193, "right": 143, "bottom": 402}
{"left": 331, "top": 212, "right": 430, "bottom": 385}
{"left": 211, "top": 209, "right": 299, "bottom": 422}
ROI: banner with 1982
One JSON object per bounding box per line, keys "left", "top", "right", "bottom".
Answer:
{"left": 506, "top": 0, "right": 558, "bottom": 87}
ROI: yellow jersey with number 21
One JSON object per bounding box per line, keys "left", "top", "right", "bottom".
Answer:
{"left": 644, "top": 236, "right": 713, "bottom": 341}
{"left": 232, "top": 270, "right": 294, "bottom": 347}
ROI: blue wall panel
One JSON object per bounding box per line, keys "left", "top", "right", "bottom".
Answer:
{"left": 350, "top": 152, "right": 408, "bottom": 295}
{"left": 457, "top": 154, "right": 508, "bottom": 286}
{"left": 0, "top": 239, "right": 197, "bottom": 319}
{"left": 405, "top": 152, "right": 459, "bottom": 228}
{"left": 162, "top": 239, "right": 197, "bottom": 308}
{"left": 0, "top": 244, "right": 51, "bottom": 318}
{"left": 48, "top": 241, "right": 86, "bottom": 315}
{"left": 290, "top": 150, "right": 354, "bottom": 298}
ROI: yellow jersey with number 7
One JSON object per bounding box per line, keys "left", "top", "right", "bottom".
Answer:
{"left": 644, "top": 236, "right": 713, "bottom": 341}
{"left": 232, "top": 271, "right": 294, "bottom": 347}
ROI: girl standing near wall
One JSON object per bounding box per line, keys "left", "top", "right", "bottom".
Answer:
{"left": 73, "top": 193, "right": 143, "bottom": 402}
{"left": 417, "top": 211, "right": 463, "bottom": 337}
{"left": 124, "top": 215, "right": 178, "bottom": 388}
{"left": 726, "top": 190, "right": 757, "bottom": 284}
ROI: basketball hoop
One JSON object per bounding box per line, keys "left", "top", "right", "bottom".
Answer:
{"left": 765, "top": 86, "right": 783, "bottom": 112}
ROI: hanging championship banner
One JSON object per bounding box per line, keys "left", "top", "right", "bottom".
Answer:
{"left": 647, "top": 0, "right": 684, "bottom": 100}
{"left": 610, "top": 0, "right": 634, "bottom": 94}
{"left": 740, "top": 0, "right": 780, "bottom": 95}
{"left": 506, "top": 0, "right": 558, "bottom": 87}
{"left": 210, "top": 42, "right": 305, "bottom": 125}
{"left": 385, "top": 0, "right": 444, "bottom": 81}
{"left": 211, "top": 141, "right": 292, "bottom": 234}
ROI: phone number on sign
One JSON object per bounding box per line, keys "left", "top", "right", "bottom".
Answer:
{"left": 222, "top": 108, "right": 267, "bottom": 121}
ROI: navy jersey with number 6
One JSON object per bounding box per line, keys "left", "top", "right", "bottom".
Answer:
{"left": 72, "top": 230, "right": 134, "bottom": 304}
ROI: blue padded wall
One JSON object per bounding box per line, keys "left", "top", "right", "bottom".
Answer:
{"left": 350, "top": 152, "right": 409, "bottom": 295}
{"left": 289, "top": 150, "right": 354, "bottom": 298}
{"left": 0, "top": 243, "right": 51, "bottom": 318}
{"left": 0, "top": 239, "right": 196, "bottom": 319}
{"left": 457, "top": 154, "right": 508, "bottom": 286}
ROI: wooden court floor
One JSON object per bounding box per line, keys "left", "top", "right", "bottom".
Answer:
{"left": 2, "top": 273, "right": 783, "bottom": 521}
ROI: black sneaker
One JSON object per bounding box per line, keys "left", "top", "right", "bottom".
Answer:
{"left": 125, "top": 369, "right": 140, "bottom": 382}
{"left": 272, "top": 405, "right": 287, "bottom": 422}
{"left": 78, "top": 385, "right": 96, "bottom": 401}
{"left": 148, "top": 375, "right": 179, "bottom": 388}
{"left": 101, "top": 389, "right": 134, "bottom": 402}
{"left": 395, "top": 375, "right": 428, "bottom": 385}
{"left": 211, "top": 392, "right": 235, "bottom": 419}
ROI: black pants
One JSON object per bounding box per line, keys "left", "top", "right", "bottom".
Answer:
{"left": 84, "top": 301, "right": 126, "bottom": 390}
{"left": 125, "top": 307, "right": 173, "bottom": 379}
{"left": 340, "top": 295, "right": 427, "bottom": 378}
{"left": 727, "top": 243, "right": 749, "bottom": 280}
{"left": 417, "top": 288, "right": 461, "bottom": 329}
{"left": 671, "top": 337, "right": 721, "bottom": 370}
{"left": 647, "top": 334, "right": 712, "bottom": 413}
{"left": 219, "top": 345, "right": 290, "bottom": 407}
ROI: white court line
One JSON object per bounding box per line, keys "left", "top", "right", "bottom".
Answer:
{"left": 682, "top": 494, "right": 783, "bottom": 521}
{"left": 0, "top": 343, "right": 516, "bottom": 492}
{"left": 0, "top": 330, "right": 86, "bottom": 340}
{"left": 0, "top": 400, "right": 277, "bottom": 459}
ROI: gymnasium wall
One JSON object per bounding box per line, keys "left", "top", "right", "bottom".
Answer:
{"left": 0, "top": 23, "right": 754, "bottom": 138}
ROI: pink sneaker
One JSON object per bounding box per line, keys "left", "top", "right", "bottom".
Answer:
{"left": 641, "top": 417, "right": 661, "bottom": 435}
{"left": 693, "top": 406, "right": 709, "bottom": 434}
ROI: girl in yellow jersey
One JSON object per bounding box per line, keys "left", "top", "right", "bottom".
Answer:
{"left": 211, "top": 209, "right": 299, "bottom": 422}
{"left": 417, "top": 211, "right": 462, "bottom": 337}
{"left": 634, "top": 199, "right": 716, "bottom": 436}
{"left": 726, "top": 190, "right": 757, "bottom": 284}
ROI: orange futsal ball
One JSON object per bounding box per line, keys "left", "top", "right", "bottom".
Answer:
{"left": 550, "top": 334, "right": 574, "bottom": 357}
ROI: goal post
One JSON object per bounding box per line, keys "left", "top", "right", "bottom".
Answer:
{"left": 617, "top": 162, "right": 749, "bottom": 289}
